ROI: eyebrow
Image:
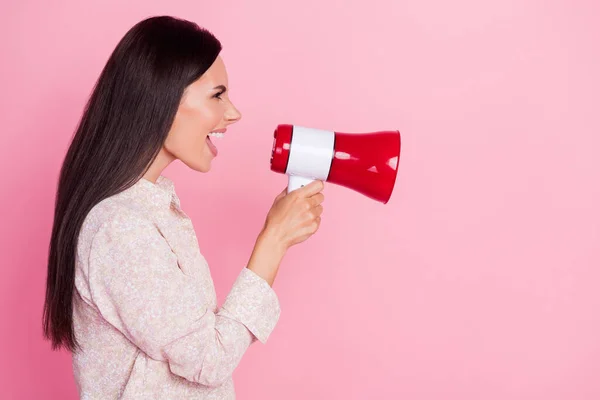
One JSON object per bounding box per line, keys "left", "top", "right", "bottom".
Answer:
{"left": 214, "top": 85, "right": 227, "bottom": 93}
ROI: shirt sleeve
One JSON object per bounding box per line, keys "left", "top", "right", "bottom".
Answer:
{"left": 86, "top": 212, "right": 281, "bottom": 388}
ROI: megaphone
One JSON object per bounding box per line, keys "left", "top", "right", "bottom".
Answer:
{"left": 270, "top": 124, "right": 401, "bottom": 204}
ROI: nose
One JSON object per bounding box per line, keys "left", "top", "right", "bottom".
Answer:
{"left": 225, "top": 102, "right": 242, "bottom": 125}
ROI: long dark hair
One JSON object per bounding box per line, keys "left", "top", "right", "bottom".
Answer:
{"left": 43, "top": 15, "right": 222, "bottom": 352}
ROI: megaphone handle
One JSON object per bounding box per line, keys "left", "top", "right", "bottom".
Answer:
{"left": 287, "top": 175, "right": 315, "bottom": 194}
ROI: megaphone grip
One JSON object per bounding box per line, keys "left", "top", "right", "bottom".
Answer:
{"left": 287, "top": 175, "right": 316, "bottom": 194}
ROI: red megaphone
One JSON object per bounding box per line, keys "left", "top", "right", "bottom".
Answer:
{"left": 270, "top": 124, "right": 401, "bottom": 204}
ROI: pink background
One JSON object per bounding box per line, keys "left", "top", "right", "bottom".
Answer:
{"left": 1, "top": 0, "right": 599, "bottom": 399}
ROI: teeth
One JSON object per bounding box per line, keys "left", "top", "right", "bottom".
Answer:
{"left": 208, "top": 132, "right": 224, "bottom": 138}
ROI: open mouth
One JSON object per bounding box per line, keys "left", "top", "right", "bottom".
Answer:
{"left": 206, "top": 131, "right": 225, "bottom": 156}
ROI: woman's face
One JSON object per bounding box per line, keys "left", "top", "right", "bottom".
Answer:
{"left": 163, "top": 55, "right": 241, "bottom": 172}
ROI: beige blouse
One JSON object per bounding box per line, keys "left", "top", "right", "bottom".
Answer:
{"left": 72, "top": 175, "right": 281, "bottom": 399}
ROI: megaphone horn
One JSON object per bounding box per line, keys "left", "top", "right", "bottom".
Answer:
{"left": 270, "top": 124, "right": 401, "bottom": 204}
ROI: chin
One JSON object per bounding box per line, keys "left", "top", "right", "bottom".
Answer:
{"left": 183, "top": 158, "right": 211, "bottom": 173}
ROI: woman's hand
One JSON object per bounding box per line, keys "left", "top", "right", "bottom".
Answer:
{"left": 247, "top": 180, "right": 325, "bottom": 287}
{"left": 261, "top": 180, "right": 325, "bottom": 251}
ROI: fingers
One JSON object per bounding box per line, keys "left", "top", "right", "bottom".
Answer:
{"left": 296, "top": 180, "right": 324, "bottom": 197}
{"left": 312, "top": 204, "right": 324, "bottom": 218}
{"left": 311, "top": 216, "right": 322, "bottom": 233}
{"left": 309, "top": 192, "right": 325, "bottom": 207}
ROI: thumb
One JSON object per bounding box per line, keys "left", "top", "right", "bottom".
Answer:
{"left": 274, "top": 186, "right": 288, "bottom": 202}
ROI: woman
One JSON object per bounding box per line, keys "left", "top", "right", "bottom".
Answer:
{"left": 43, "top": 15, "right": 325, "bottom": 399}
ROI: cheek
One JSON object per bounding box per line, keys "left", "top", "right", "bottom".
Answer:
{"left": 165, "top": 113, "right": 204, "bottom": 154}
{"left": 199, "top": 103, "right": 223, "bottom": 128}
{"left": 164, "top": 103, "right": 223, "bottom": 158}
{"left": 178, "top": 103, "right": 222, "bottom": 132}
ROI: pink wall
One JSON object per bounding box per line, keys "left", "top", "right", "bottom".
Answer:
{"left": 1, "top": 1, "right": 599, "bottom": 398}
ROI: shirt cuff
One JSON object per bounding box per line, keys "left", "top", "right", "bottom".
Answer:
{"left": 218, "top": 267, "right": 281, "bottom": 344}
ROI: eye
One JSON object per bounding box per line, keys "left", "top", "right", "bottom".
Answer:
{"left": 214, "top": 91, "right": 224, "bottom": 100}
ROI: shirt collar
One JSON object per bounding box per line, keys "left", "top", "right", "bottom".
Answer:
{"left": 130, "top": 174, "right": 180, "bottom": 211}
